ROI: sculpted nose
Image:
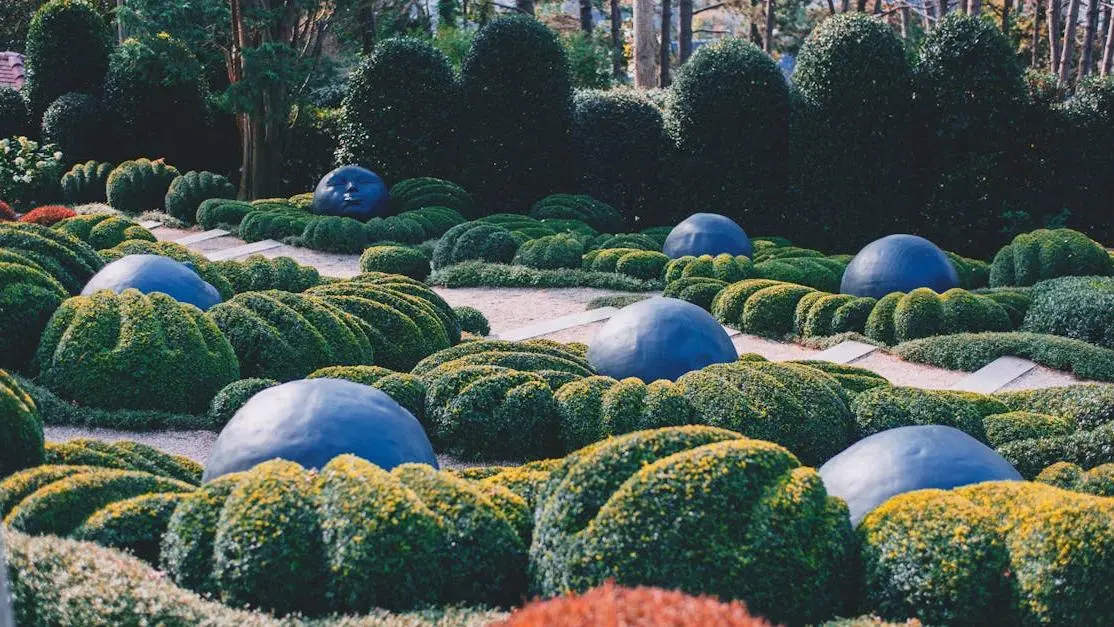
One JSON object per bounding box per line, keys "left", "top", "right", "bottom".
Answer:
{"left": 345, "top": 180, "right": 357, "bottom": 191}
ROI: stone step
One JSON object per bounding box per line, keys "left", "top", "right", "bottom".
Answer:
{"left": 173, "top": 229, "right": 230, "bottom": 245}
{"left": 948, "top": 356, "right": 1038, "bottom": 394}
{"left": 810, "top": 340, "right": 880, "bottom": 365}
{"left": 205, "top": 239, "right": 284, "bottom": 262}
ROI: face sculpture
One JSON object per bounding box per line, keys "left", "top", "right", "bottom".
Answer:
{"left": 312, "top": 165, "right": 388, "bottom": 221}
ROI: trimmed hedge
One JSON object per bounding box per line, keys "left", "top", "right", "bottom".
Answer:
{"left": 0, "top": 369, "right": 43, "bottom": 477}
{"left": 40, "top": 439, "right": 201, "bottom": 484}
{"left": 947, "top": 251, "right": 991, "bottom": 289}
{"left": 514, "top": 233, "right": 584, "bottom": 270}
{"left": 388, "top": 177, "right": 476, "bottom": 218}
{"left": 454, "top": 306, "right": 490, "bottom": 336}
{"left": 23, "top": 0, "right": 112, "bottom": 117}
{"left": 206, "top": 378, "right": 279, "bottom": 428}
{"left": 196, "top": 198, "right": 253, "bottom": 230}
{"left": 1036, "top": 461, "right": 1114, "bottom": 496}
{"left": 308, "top": 366, "right": 427, "bottom": 422}
{"left": 851, "top": 385, "right": 988, "bottom": 442}
{"left": 364, "top": 214, "right": 427, "bottom": 245}
{"left": 72, "top": 491, "right": 185, "bottom": 564}
{"left": 40, "top": 91, "right": 109, "bottom": 163}
{"left": 105, "top": 158, "right": 180, "bottom": 215}
{"left": 0, "top": 249, "right": 69, "bottom": 370}
{"left": 429, "top": 261, "right": 662, "bottom": 291}
{"left": 0, "top": 86, "right": 29, "bottom": 138}
{"left": 238, "top": 205, "right": 314, "bottom": 243}
{"left": 360, "top": 245, "right": 430, "bottom": 280}
{"left": 0, "top": 222, "right": 104, "bottom": 294}
{"left": 554, "top": 376, "right": 693, "bottom": 453}
{"left": 398, "top": 206, "right": 467, "bottom": 239}
{"left": 1022, "top": 276, "right": 1114, "bottom": 349}
{"left": 432, "top": 221, "right": 519, "bottom": 269}
{"left": 161, "top": 472, "right": 246, "bottom": 596}
{"left": 301, "top": 215, "right": 368, "bottom": 254}
{"left": 35, "top": 289, "right": 240, "bottom": 413}
{"left": 663, "top": 254, "right": 754, "bottom": 284}
{"left": 754, "top": 256, "right": 848, "bottom": 292}
{"left": 528, "top": 194, "right": 623, "bottom": 234}
{"left": 530, "top": 427, "right": 853, "bottom": 625}
{"left": 895, "top": 331, "right": 1114, "bottom": 382}
{"left": 164, "top": 170, "right": 235, "bottom": 224}
{"left": 588, "top": 232, "right": 660, "bottom": 252}
{"left": 996, "top": 421, "right": 1114, "bottom": 478}
{"left": 100, "top": 238, "right": 234, "bottom": 299}
{"left": 60, "top": 160, "right": 113, "bottom": 204}
{"left": 212, "top": 254, "right": 321, "bottom": 294}
{"left": 984, "top": 411, "right": 1075, "bottom": 448}
{"left": 989, "top": 228, "right": 1112, "bottom": 287}
{"left": 995, "top": 384, "right": 1114, "bottom": 430}
{"left": 53, "top": 213, "right": 155, "bottom": 250}
{"left": 662, "top": 276, "right": 728, "bottom": 310}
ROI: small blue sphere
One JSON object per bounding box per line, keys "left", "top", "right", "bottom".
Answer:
{"left": 840, "top": 234, "right": 960, "bottom": 299}
{"left": 663, "top": 213, "right": 752, "bottom": 259}
{"left": 588, "top": 297, "right": 737, "bottom": 382}
{"left": 312, "top": 165, "right": 389, "bottom": 221}
{"left": 202, "top": 378, "right": 438, "bottom": 482}
{"left": 81, "top": 254, "right": 222, "bottom": 310}
{"left": 819, "top": 425, "right": 1022, "bottom": 526}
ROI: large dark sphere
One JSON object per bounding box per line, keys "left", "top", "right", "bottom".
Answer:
{"left": 587, "top": 296, "right": 737, "bottom": 382}
{"left": 840, "top": 234, "right": 959, "bottom": 298}
{"left": 819, "top": 425, "right": 1022, "bottom": 526}
{"left": 203, "top": 378, "right": 437, "bottom": 482}
{"left": 311, "top": 165, "right": 389, "bottom": 221}
{"left": 663, "top": 213, "right": 753, "bottom": 259}
{"left": 81, "top": 254, "right": 222, "bottom": 311}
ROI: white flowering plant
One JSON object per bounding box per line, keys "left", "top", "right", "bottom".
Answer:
{"left": 0, "top": 136, "right": 64, "bottom": 210}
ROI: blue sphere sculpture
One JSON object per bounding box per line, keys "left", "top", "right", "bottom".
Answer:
{"left": 81, "top": 254, "right": 222, "bottom": 311}
{"left": 311, "top": 165, "right": 389, "bottom": 221}
{"left": 840, "top": 234, "right": 960, "bottom": 299}
{"left": 587, "top": 296, "right": 737, "bottom": 382}
{"left": 202, "top": 378, "right": 438, "bottom": 482}
{"left": 819, "top": 425, "right": 1022, "bottom": 526}
{"left": 663, "top": 213, "right": 752, "bottom": 259}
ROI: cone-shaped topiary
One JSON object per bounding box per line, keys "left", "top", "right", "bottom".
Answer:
{"left": 164, "top": 171, "right": 235, "bottom": 224}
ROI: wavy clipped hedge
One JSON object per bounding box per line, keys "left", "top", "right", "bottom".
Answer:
{"left": 0, "top": 370, "right": 44, "bottom": 477}
{"left": 663, "top": 253, "right": 754, "bottom": 283}
{"left": 983, "top": 411, "right": 1074, "bottom": 448}
{"left": 588, "top": 232, "right": 660, "bottom": 252}
{"left": 0, "top": 249, "right": 69, "bottom": 370}
{"left": 363, "top": 214, "right": 427, "bottom": 245}
{"left": 995, "top": 383, "right": 1114, "bottom": 430}
{"left": 212, "top": 255, "right": 321, "bottom": 294}
{"left": 206, "top": 378, "right": 279, "bottom": 428}
{"left": 164, "top": 170, "right": 235, "bottom": 224}
{"left": 990, "top": 228, "right": 1112, "bottom": 287}
{"left": 513, "top": 233, "right": 584, "bottom": 270}
{"left": 996, "top": 420, "right": 1114, "bottom": 478}
{"left": 398, "top": 206, "right": 467, "bottom": 239}
{"left": 528, "top": 194, "right": 623, "bottom": 233}
{"left": 662, "top": 276, "right": 728, "bottom": 310}
{"left": 431, "top": 260, "right": 662, "bottom": 291}
{"left": 531, "top": 427, "right": 854, "bottom": 625}
{"left": 895, "top": 331, "right": 1114, "bottom": 382}
{"left": 432, "top": 221, "right": 519, "bottom": 270}
{"left": 389, "top": 177, "right": 476, "bottom": 218}
{"left": 40, "top": 439, "right": 201, "bottom": 484}
{"left": 1022, "top": 276, "right": 1114, "bottom": 349}
{"left": 59, "top": 160, "right": 112, "bottom": 204}
{"left": 35, "top": 289, "right": 240, "bottom": 413}
{"left": 105, "top": 158, "right": 180, "bottom": 214}
{"left": 301, "top": 215, "right": 368, "bottom": 254}
{"left": 851, "top": 385, "right": 989, "bottom": 442}
{"left": 72, "top": 491, "right": 186, "bottom": 564}
{"left": 99, "top": 238, "right": 234, "bottom": 299}
{"left": 53, "top": 213, "right": 156, "bottom": 250}
{"left": 1036, "top": 461, "right": 1114, "bottom": 496}
{"left": 582, "top": 247, "right": 669, "bottom": 281}
{"left": 238, "top": 205, "right": 314, "bottom": 243}
{"left": 360, "top": 245, "right": 430, "bottom": 280}
{"left": 0, "top": 221, "right": 104, "bottom": 294}
{"left": 454, "top": 306, "right": 490, "bottom": 336}
{"left": 753, "top": 255, "right": 848, "bottom": 292}
{"left": 196, "top": 198, "right": 254, "bottom": 230}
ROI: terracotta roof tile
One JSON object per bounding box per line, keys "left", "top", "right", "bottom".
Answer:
{"left": 0, "top": 52, "right": 26, "bottom": 90}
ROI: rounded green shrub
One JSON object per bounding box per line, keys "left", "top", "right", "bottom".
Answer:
{"left": 589, "top": 232, "right": 660, "bottom": 251}
{"left": 364, "top": 214, "right": 426, "bottom": 245}
{"left": 359, "top": 245, "right": 430, "bottom": 280}
{"left": 207, "top": 290, "right": 374, "bottom": 382}
{"left": 398, "top": 206, "right": 466, "bottom": 238}
{"left": 995, "top": 421, "right": 1114, "bottom": 479}
{"left": 990, "top": 228, "right": 1112, "bottom": 287}
{"left": 454, "top": 305, "right": 489, "bottom": 336}
{"left": 35, "top": 289, "right": 240, "bottom": 413}
{"left": 513, "top": 233, "right": 584, "bottom": 270}
{"left": 753, "top": 256, "right": 848, "bottom": 292}
{"left": 388, "top": 177, "right": 476, "bottom": 218}
{"left": 947, "top": 251, "right": 992, "bottom": 289}
{"left": 662, "top": 276, "right": 728, "bottom": 310}
{"left": 60, "top": 159, "right": 113, "bottom": 204}
{"left": 460, "top": 15, "right": 573, "bottom": 211}
{"left": 742, "top": 283, "right": 816, "bottom": 337}
{"left": 100, "top": 239, "right": 233, "bottom": 299}
{"left": 851, "top": 386, "right": 987, "bottom": 441}
{"left": 857, "top": 489, "right": 1012, "bottom": 625}
{"left": 668, "top": 38, "right": 788, "bottom": 235}
{"left": 0, "top": 369, "right": 44, "bottom": 477}
{"left": 105, "top": 158, "right": 181, "bottom": 215}
{"left": 0, "top": 221, "right": 104, "bottom": 294}
{"left": 0, "top": 249, "right": 69, "bottom": 370}
{"left": 0, "top": 465, "right": 95, "bottom": 517}
{"left": 5, "top": 468, "right": 193, "bottom": 537}
{"left": 23, "top": 0, "right": 112, "bottom": 117}
{"left": 196, "top": 199, "right": 253, "bottom": 230}
{"left": 39, "top": 439, "right": 200, "bottom": 484}
{"left": 555, "top": 376, "right": 694, "bottom": 454}
{"left": 53, "top": 213, "right": 155, "bottom": 250}
{"left": 206, "top": 378, "right": 279, "bottom": 428}
{"left": 791, "top": 359, "right": 891, "bottom": 395}
{"left": 336, "top": 37, "right": 457, "bottom": 183}
{"left": 238, "top": 206, "right": 314, "bottom": 242}
{"left": 301, "top": 216, "right": 367, "bottom": 254}
{"left": 709, "top": 278, "right": 782, "bottom": 327}
{"left": 529, "top": 193, "right": 624, "bottom": 234}
{"left": 160, "top": 472, "right": 246, "bottom": 596}
{"left": 72, "top": 491, "right": 185, "bottom": 564}
{"left": 892, "top": 287, "right": 944, "bottom": 342}
{"left": 412, "top": 339, "right": 591, "bottom": 377}
{"left": 663, "top": 254, "right": 754, "bottom": 284}
{"left": 40, "top": 91, "right": 109, "bottom": 162}
{"left": 614, "top": 250, "right": 668, "bottom": 280}
{"left": 213, "top": 460, "right": 325, "bottom": 615}
{"left": 212, "top": 255, "right": 320, "bottom": 294}
{"left": 1036, "top": 461, "right": 1114, "bottom": 497}
{"left": 996, "top": 384, "right": 1114, "bottom": 431}
{"left": 431, "top": 221, "right": 518, "bottom": 270}
{"left": 307, "top": 366, "right": 426, "bottom": 422}
{"left": 164, "top": 170, "right": 235, "bottom": 224}
{"left": 530, "top": 427, "right": 853, "bottom": 625}
{"left": 864, "top": 291, "right": 902, "bottom": 345}
{"left": 0, "top": 87, "right": 30, "bottom": 138}
{"left": 1022, "top": 276, "right": 1114, "bottom": 349}
{"left": 984, "top": 411, "right": 1074, "bottom": 448}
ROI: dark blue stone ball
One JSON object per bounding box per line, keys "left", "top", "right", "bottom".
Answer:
{"left": 81, "top": 254, "right": 222, "bottom": 311}
{"left": 840, "top": 234, "right": 960, "bottom": 299}
{"left": 202, "top": 378, "right": 438, "bottom": 482}
{"left": 587, "top": 296, "right": 737, "bottom": 382}
{"left": 819, "top": 425, "right": 1022, "bottom": 526}
{"left": 311, "top": 165, "right": 389, "bottom": 221}
{"left": 663, "top": 213, "right": 752, "bottom": 259}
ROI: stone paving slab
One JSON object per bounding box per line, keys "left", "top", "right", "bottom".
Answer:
{"left": 949, "top": 356, "right": 1038, "bottom": 394}
{"left": 206, "top": 239, "right": 284, "bottom": 261}
{"left": 138, "top": 220, "right": 161, "bottom": 229}
{"left": 493, "top": 307, "right": 618, "bottom": 341}
{"left": 811, "top": 340, "right": 880, "bottom": 364}
{"left": 174, "top": 229, "right": 230, "bottom": 245}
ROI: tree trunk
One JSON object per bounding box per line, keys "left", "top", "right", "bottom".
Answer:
{"left": 764, "top": 0, "right": 775, "bottom": 52}
{"left": 660, "top": 0, "right": 672, "bottom": 87}
{"left": 1103, "top": 6, "right": 1114, "bottom": 75}
{"left": 841, "top": 0, "right": 849, "bottom": 13}
{"left": 580, "top": 0, "right": 594, "bottom": 32}
{"left": 924, "top": 0, "right": 935, "bottom": 31}
{"left": 826, "top": 0, "right": 835, "bottom": 14}
{"left": 1079, "top": 0, "right": 1100, "bottom": 78}
{"left": 1002, "top": 0, "right": 1011, "bottom": 34}
{"left": 856, "top": 0, "right": 867, "bottom": 13}
{"left": 1059, "top": 0, "right": 1082, "bottom": 83}
{"left": 680, "top": 0, "right": 693, "bottom": 62}
{"left": 939, "top": 0, "right": 948, "bottom": 20}
{"left": 1032, "top": 0, "right": 1043, "bottom": 67}
{"left": 900, "top": 4, "right": 910, "bottom": 38}
{"left": 516, "top": 0, "right": 535, "bottom": 15}
{"left": 961, "top": 0, "right": 969, "bottom": 14}
{"left": 633, "top": 0, "right": 656, "bottom": 88}
{"left": 1049, "top": 0, "right": 1063, "bottom": 76}
{"left": 611, "top": 0, "right": 624, "bottom": 77}
{"left": 970, "top": 0, "right": 981, "bottom": 15}
{"left": 872, "top": 0, "right": 882, "bottom": 13}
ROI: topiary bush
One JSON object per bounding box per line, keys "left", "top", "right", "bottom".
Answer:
{"left": 34, "top": 289, "right": 239, "bottom": 413}
{"left": 59, "top": 160, "right": 112, "bottom": 204}
{"left": 53, "top": 213, "right": 155, "bottom": 250}
{"left": 894, "top": 331, "right": 1114, "bottom": 382}
{"left": 99, "top": 238, "right": 233, "bottom": 299}
{"left": 513, "top": 233, "right": 584, "bottom": 270}
{"left": 995, "top": 421, "right": 1114, "bottom": 478}
{"left": 164, "top": 170, "right": 235, "bottom": 224}
{"left": 554, "top": 376, "right": 694, "bottom": 453}
{"left": 212, "top": 255, "right": 320, "bottom": 294}
{"left": 196, "top": 199, "right": 253, "bottom": 230}
{"left": 663, "top": 254, "right": 754, "bottom": 283}
{"left": 753, "top": 256, "right": 847, "bottom": 292}
{"left": 71, "top": 491, "right": 185, "bottom": 564}
{"left": 105, "top": 158, "right": 180, "bottom": 215}
{"left": 984, "top": 411, "right": 1075, "bottom": 448}
{"left": 206, "top": 378, "right": 279, "bottom": 429}
{"left": 432, "top": 221, "right": 519, "bottom": 269}
{"left": 160, "top": 472, "right": 246, "bottom": 597}
{"left": 300, "top": 215, "right": 368, "bottom": 254}
{"left": 583, "top": 247, "right": 669, "bottom": 280}
{"left": 530, "top": 427, "right": 854, "bottom": 625}
{"left": 238, "top": 206, "right": 314, "bottom": 242}
{"left": 460, "top": 15, "right": 573, "bottom": 211}
{"left": 989, "top": 228, "right": 1112, "bottom": 287}
{"left": 662, "top": 276, "right": 728, "bottom": 310}
{"left": 851, "top": 386, "right": 988, "bottom": 442}
{"left": 1036, "top": 461, "right": 1114, "bottom": 496}
{"left": 359, "top": 245, "right": 430, "bottom": 280}
{"left": 336, "top": 37, "right": 458, "bottom": 183}
{"left": 1021, "top": 276, "right": 1114, "bottom": 349}
{"left": 0, "top": 221, "right": 104, "bottom": 294}
{"left": 741, "top": 283, "right": 816, "bottom": 337}
{"left": 668, "top": 38, "right": 788, "bottom": 236}
{"left": 0, "top": 369, "right": 44, "bottom": 477}
{"left": 947, "top": 250, "right": 991, "bottom": 289}
{"left": 40, "top": 91, "right": 109, "bottom": 162}
{"left": 363, "top": 214, "right": 427, "bottom": 245}
{"left": 0, "top": 249, "right": 69, "bottom": 371}
{"left": 529, "top": 193, "right": 624, "bottom": 234}
{"left": 0, "top": 87, "right": 30, "bottom": 138}
{"left": 454, "top": 305, "right": 489, "bottom": 336}
{"left": 388, "top": 177, "right": 476, "bottom": 218}
{"left": 306, "top": 365, "right": 427, "bottom": 422}
{"left": 23, "top": 0, "right": 112, "bottom": 117}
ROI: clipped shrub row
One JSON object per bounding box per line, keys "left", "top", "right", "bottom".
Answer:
{"left": 40, "top": 439, "right": 203, "bottom": 485}
{"left": 895, "top": 331, "right": 1114, "bottom": 382}
{"left": 527, "top": 193, "right": 623, "bottom": 233}
{"left": 0, "top": 247, "right": 69, "bottom": 371}
{"left": 430, "top": 260, "right": 662, "bottom": 291}
{"left": 359, "top": 245, "right": 430, "bottom": 280}
{"left": 59, "top": 160, "right": 113, "bottom": 204}
{"left": 105, "top": 158, "right": 180, "bottom": 215}
{"left": 389, "top": 177, "right": 476, "bottom": 218}
{"left": 53, "top": 213, "right": 155, "bottom": 250}
{"left": 1036, "top": 461, "right": 1114, "bottom": 496}
{"left": 1021, "top": 275, "right": 1114, "bottom": 349}
{"left": 990, "top": 228, "right": 1112, "bottom": 287}
{"left": 582, "top": 247, "right": 669, "bottom": 281}
{"left": 212, "top": 254, "right": 321, "bottom": 294}
{"left": 0, "top": 369, "right": 44, "bottom": 478}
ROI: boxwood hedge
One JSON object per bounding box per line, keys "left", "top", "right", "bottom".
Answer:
{"left": 1021, "top": 276, "right": 1114, "bottom": 349}
{"left": 72, "top": 491, "right": 185, "bottom": 564}
{"left": 983, "top": 411, "right": 1074, "bottom": 448}
{"left": 894, "top": 331, "right": 1114, "bottom": 382}
{"left": 53, "top": 213, "right": 155, "bottom": 250}
{"left": 528, "top": 194, "right": 623, "bottom": 234}
{"left": 0, "top": 370, "right": 43, "bottom": 478}
{"left": 100, "top": 239, "right": 234, "bottom": 299}
{"left": 389, "top": 177, "right": 476, "bottom": 217}
{"left": 663, "top": 254, "right": 754, "bottom": 283}
{"left": 989, "top": 228, "right": 1112, "bottom": 287}
{"left": 359, "top": 245, "right": 431, "bottom": 280}
{"left": 213, "top": 254, "right": 321, "bottom": 294}
{"left": 0, "top": 222, "right": 104, "bottom": 294}
{"left": 105, "top": 158, "right": 180, "bottom": 214}
{"left": 161, "top": 472, "right": 247, "bottom": 597}
{"left": 164, "top": 170, "right": 235, "bottom": 224}
{"left": 513, "top": 233, "right": 584, "bottom": 270}
{"left": 0, "top": 250, "right": 69, "bottom": 371}
{"left": 432, "top": 221, "right": 519, "bottom": 270}
{"left": 59, "top": 160, "right": 112, "bottom": 204}
{"left": 851, "top": 386, "right": 988, "bottom": 442}
{"left": 196, "top": 198, "right": 253, "bottom": 230}
{"left": 301, "top": 216, "right": 368, "bottom": 254}
{"left": 454, "top": 306, "right": 490, "bottom": 336}
{"left": 1036, "top": 461, "right": 1114, "bottom": 496}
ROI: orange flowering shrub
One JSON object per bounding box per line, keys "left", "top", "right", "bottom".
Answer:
{"left": 0, "top": 200, "right": 16, "bottom": 221}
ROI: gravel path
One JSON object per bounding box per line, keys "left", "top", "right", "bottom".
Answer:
{"left": 432, "top": 286, "right": 642, "bottom": 335}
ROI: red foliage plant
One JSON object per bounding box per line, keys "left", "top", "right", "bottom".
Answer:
{"left": 19, "top": 205, "right": 76, "bottom": 226}
{"left": 0, "top": 200, "right": 16, "bottom": 221}
{"left": 495, "top": 582, "right": 776, "bottom": 627}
